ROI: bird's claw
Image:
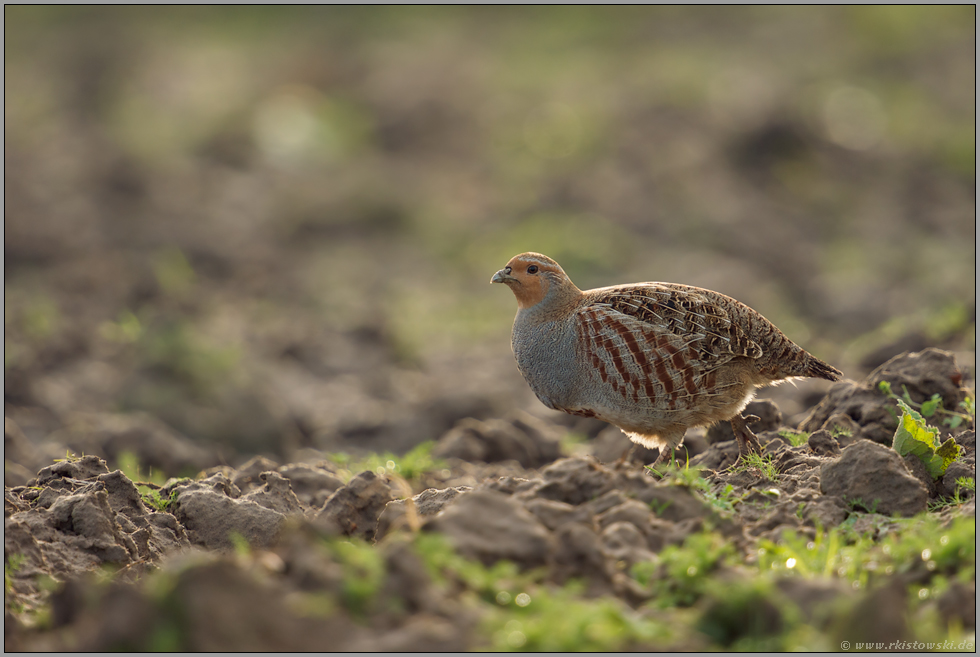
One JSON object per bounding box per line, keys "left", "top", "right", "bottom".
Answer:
{"left": 731, "top": 413, "right": 764, "bottom": 459}
{"left": 643, "top": 446, "right": 675, "bottom": 478}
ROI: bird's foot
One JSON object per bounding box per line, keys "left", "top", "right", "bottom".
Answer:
{"left": 614, "top": 444, "right": 638, "bottom": 468}
{"left": 643, "top": 447, "right": 676, "bottom": 478}
{"left": 730, "top": 413, "right": 763, "bottom": 464}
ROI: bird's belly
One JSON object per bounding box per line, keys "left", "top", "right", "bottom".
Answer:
{"left": 574, "top": 373, "right": 759, "bottom": 434}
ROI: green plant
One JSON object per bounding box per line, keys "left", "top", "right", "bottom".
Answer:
{"left": 99, "top": 310, "right": 143, "bottom": 344}
{"left": 413, "top": 532, "right": 528, "bottom": 598}
{"left": 152, "top": 247, "right": 197, "bottom": 297}
{"left": 4, "top": 554, "right": 26, "bottom": 589}
{"left": 410, "top": 532, "right": 669, "bottom": 651}
{"left": 778, "top": 430, "right": 809, "bottom": 447}
{"left": 141, "top": 488, "right": 179, "bottom": 512}
{"left": 882, "top": 516, "right": 975, "bottom": 582}
{"left": 757, "top": 527, "right": 847, "bottom": 579}
{"left": 325, "top": 537, "right": 386, "bottom": 617}
{"left": 667, "top": 466, "right": 745, "bottom": 514}
{"left": 878, "top": 381, "right": 973, "bottom": 429}
{"left": 330, "top": 441, "right": 445, "bottom": 483}
{"left": 116, "top": 451, "right": 176, "bottom": 510}
{"left": 703, "top": 483, "right": 744, "bottom": 514}
{"left": 559, "top": 431, "right": 588, "bottom": 454}
{"left": 4, "top": 554, "right": 28, "bottom": 615}
{"left": 756, "top": 515, "right": 975, "bottom": 592}
{"left": 736, "top": 453, "right": 779, "bottom": 482}
{"left": 633, "top": 531, "right": 736, "bottom": 608}
{"left": 946, "top": 396, "right": 975, "bottom": 429}
{"left": 228, "top": 531, "right": 252, "bottom": 558}
{"left": 117, "top": 451, "right": 168, "bottom": 485}
{"left": 845, "top": 496, "right": 881, "bottom": 514}
{"left": 697, "top": 577, "right": 789, "bottom": 650}
{"left": 890, "top": 398, "right": 960, "bottom": 480}
{"left": 138, "top": 320, "right": 241, "bottom": 395}
{"left": 482, "top": 581, "right": 668, "bottom": 651}
{"left": 53, "top": 449, "right": 82, "bottom": 463}
{"left": 20, "top": 296, "right": 61, "bottom": 342}
{"left": 928, "top": 476, "right": 976, "bottom": 511}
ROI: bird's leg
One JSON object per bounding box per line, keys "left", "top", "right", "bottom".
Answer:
{"left": 614, "top": 443, "right": 637, "bottom": 467}
{"left": 730, "top": 413, "right": 763, "bottom": 460}
{"left": 644, "top": 445, "right": 673, "bottom": 478}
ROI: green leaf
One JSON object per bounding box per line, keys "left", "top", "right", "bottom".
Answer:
{"left": 960, "top": 397, "right": 975, "bottom": 415}
{"left": 892, "top": 408, "right": 936, "bottom": 458}
{"left": 922, "top": 453, "right": 947, "bottom": 480}
{"left": 920, "top": 394, "right": 942, "bottom": 418}
{"left": 891, "top": 398, "right": 957, "bottom": 480}
{"left": 944, "top": 415, "right": 963, "bottom": 429}
{"left": 894, "top": 398, "right": 925, "bottom": 423}
{"left": 936, "top": 437, "right": 961, "bottom": 473}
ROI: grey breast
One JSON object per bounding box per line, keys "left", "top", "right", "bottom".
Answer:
{"left": 511, "top": 316, "right": 580, "bottom": 410}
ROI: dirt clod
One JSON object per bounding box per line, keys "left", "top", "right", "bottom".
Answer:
{"left": 820, "top": 441, "right": 928, "bottom": 517}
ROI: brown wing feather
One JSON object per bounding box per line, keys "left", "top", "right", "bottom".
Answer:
{"left": 594, "top": 284, "right": 762, "bottom": 361}
{"left": 575, "top": 284, "right": 761, "bottom": 411}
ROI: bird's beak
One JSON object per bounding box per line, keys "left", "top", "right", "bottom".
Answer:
{"left": 491, "top": 267, "right": 514, "bottom": 284}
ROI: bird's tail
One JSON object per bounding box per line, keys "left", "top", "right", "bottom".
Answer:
{"left": 804, "top": 355, "right": 843, "bottom": 382}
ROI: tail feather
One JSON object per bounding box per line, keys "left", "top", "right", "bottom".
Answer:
{"left": 804, "top": 356, "right": 842, "bottom": 382}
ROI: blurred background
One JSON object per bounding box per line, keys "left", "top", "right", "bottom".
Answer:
{"left": 4, "top": 6, "right": 975, "bottom": 473}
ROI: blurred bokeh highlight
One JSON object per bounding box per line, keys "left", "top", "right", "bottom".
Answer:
{"left": 4, "top": 6, "right": 975, "bottom": 467}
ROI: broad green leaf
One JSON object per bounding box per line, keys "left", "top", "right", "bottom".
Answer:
{"left": 922, "top": 454, "right": 947, "bottom": 480}
{"left": 892, "top": 410, "right": 937, "bottom": 458}
{"left": 891, "top": 398, "right": 957, "bottom": 480}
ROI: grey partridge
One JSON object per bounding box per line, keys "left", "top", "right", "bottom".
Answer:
{"left": 491, "top": 252, "right": 842, "bottom": 470}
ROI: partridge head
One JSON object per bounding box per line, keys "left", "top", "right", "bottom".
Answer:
{"left": 492, "top": 252, "right": 842, "bottom": 470}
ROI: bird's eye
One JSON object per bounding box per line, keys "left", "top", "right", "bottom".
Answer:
{"left": 527, "top": 265, "right": 538, "bottom": 274}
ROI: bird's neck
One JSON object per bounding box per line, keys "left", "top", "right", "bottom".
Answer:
{"left": 516, "top": 281, "right": 583, "bottom": 320}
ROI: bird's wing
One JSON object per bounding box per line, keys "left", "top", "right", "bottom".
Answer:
{"left": 574, "top": 283, "right": 761, "bottom": 404}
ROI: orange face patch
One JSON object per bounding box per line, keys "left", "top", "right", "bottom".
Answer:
{"left": 503, "top": 256, "right": 550, "bottom": 309}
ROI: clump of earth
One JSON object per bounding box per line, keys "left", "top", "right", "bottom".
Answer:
{"left": 4, "top": 348, "right": 975, "bottom": 651}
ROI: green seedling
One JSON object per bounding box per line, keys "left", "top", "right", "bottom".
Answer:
{"left": 141, "top": 489, "right": 178, "bottom": 512}
{"left": 845, "top": 496, "right": 881, "bottom": 514}
{"left": 736, "top": 453, "right": 779, "bottom": 482}
{"left": 412, "top": 533, "right": 669, "bottom": 650}
{"left": 878, "top": 381, "right": 973, "bottom": 429}
{"left": 331, "top": 440, "right": 445, "bottom": 484}
{"left": 891, "top": 398, "right": 960, "bottom": 480}
{"left": 928, "top": 476, "right": 976, "bottom": 511}
{"left": 777, "top": 430, "right": 809, "bottom": 447}
{"left": 633, "top": 531, "right": 736, "bottom": 608}
{"left": 328, "top": 538, "right": 386, "bottom": 617}
{"left": 667, "top": 467, "right": 741, "bottom": 514}
{"left": 945, "top": 396, "right": 975, "bottom": 429}
{"left": 53, "top": 449, "right": 82, "bottom": 463}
